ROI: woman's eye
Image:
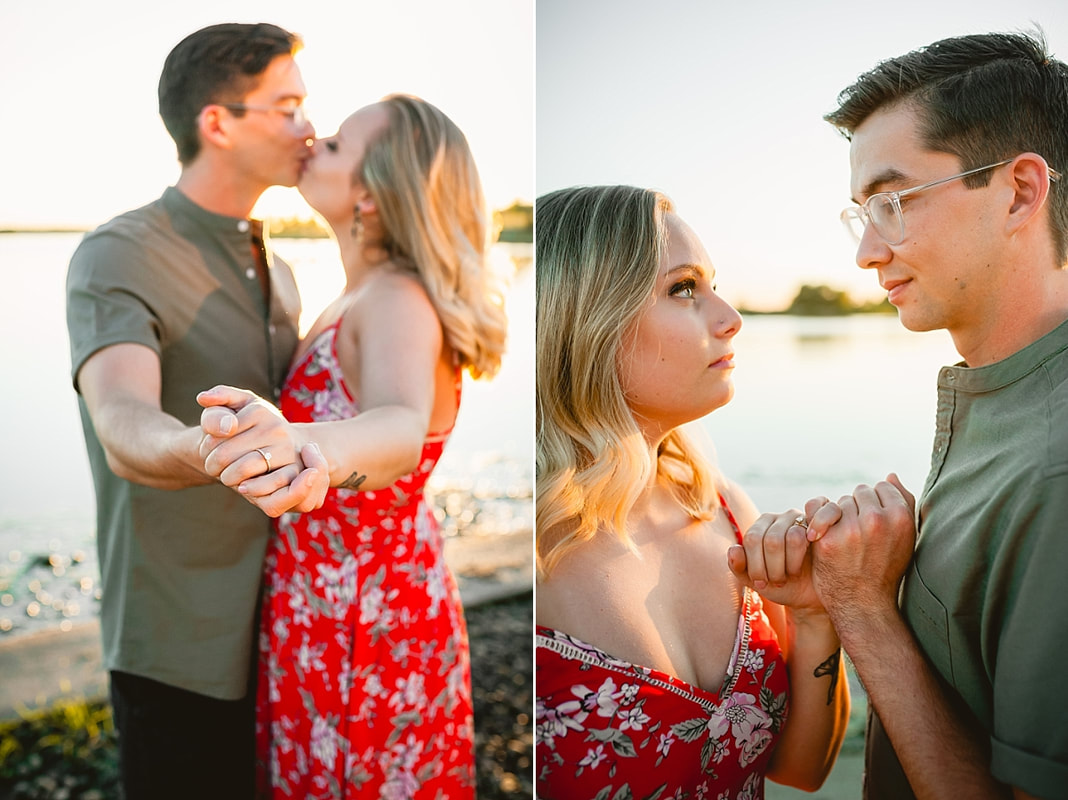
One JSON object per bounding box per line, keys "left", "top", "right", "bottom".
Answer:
{"left": 325, "top": 140, "right": 339, "bottom": 153}
{"left": 669, "top": 279, "right": 696, "bottom": 298}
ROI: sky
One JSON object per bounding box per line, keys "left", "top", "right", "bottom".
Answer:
{"left": 1, "top": 0, "right": 533, "bottom": 228}
{"left": 5, "top": 0, "right": 1065, "bottom": 312}
{"left": 537, "top": 0, "right": 1068, "bottom": 309}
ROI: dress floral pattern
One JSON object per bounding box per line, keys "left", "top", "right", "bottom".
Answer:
{"left": 535, "top": 501, "right": 789, "bottom": 800}
{"left": 256, "top": 320, "right": 474, "bottom": 799}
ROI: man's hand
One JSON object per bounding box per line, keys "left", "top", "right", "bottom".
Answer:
{"left": 809, "top": 474, "right": 917, "bottom": 627}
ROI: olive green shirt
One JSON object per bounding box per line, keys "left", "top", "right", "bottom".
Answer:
{"left": 66, "top": 186, "right": 300, "bottom": 699}
{"left": 866, "top": 317, "right": 1068, "bottom": 799}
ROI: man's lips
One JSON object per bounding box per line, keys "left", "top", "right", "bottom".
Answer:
{"left": 882, "top": 278, "right": 912, "bottom": 304}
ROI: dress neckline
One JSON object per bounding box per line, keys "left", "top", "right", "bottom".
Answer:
{"left": 535, "top": 588, "right": 753, "bottom": 710}
{"left": 536, "top": 493, "right": 757, "bottom": 707}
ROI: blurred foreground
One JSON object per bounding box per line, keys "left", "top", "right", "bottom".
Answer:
{"left": 0, "top": 591, "right": 533, "bottom": 800}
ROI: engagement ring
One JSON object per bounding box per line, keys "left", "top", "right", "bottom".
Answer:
{"left": 255, "top": 447, "right": 272, "bottom": 472}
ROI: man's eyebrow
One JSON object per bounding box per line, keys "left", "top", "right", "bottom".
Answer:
{"left": 854, "top": 167, "right": 911, "bottom": 203}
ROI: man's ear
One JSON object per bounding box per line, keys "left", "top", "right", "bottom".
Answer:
{"left": 1006, "top": 152, "right": 1055, "bottom": 234}
{"left": 197, "top": 105, "right": 234, "bottom": 151}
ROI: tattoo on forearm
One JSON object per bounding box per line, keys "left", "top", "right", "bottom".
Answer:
{"left": 339, "top": 471, "right": 367, "bottom": 490}
{"left": 813, "top": 649, "right": 842, "bottom": 706}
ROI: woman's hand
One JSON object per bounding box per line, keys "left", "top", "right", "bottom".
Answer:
{"left": 196, "top": 385, "right": 330, "bottom": 516}
{"left": 727, "top": 497, "right": 841, "bottom": 611}
{"left": 232, "top": 442, "right": 330, "bottom": 517}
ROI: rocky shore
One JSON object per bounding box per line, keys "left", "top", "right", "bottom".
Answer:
{"left": 0, "top": 529, "right": 534, "bottom": 799}
{"left": 469, "top": 592, "right": 534, "bottom": 800}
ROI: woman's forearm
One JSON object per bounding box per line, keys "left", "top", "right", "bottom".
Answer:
{"left": 767, "top": 608, "right": 850, "bottom": 791}
{"left": 297, "top": 405, "right": 428, "bottom": 491}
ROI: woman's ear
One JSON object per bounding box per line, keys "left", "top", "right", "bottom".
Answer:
{"left": 1006, "top": 152, "right": 1055, "bottom": 234}
{"left": 356, "top": 198, "right": 377, "bottom": 216}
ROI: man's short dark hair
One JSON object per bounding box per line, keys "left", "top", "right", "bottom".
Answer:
{"left": 826, "top": 30, "right": 1068, "bottom": 264}
{"left": 158, "top": 22, "right": 302, "bottom": 165}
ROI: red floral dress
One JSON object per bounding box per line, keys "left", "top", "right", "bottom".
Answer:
{"left": 255, "top": 319, "right": 474, "bottom": 799}
{"left": 535, "top": 500, "right": 789, "bottom": 800}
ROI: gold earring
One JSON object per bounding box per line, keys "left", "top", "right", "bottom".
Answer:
{"left": 351, "top": 204, "right": 362, "bottom": 239}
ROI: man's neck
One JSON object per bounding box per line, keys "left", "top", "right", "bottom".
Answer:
{"left": 175, "top": 159, "right": 265, "bottom": 220}
{"left": 952, "top": 268, "right": 1068, "bottom": 367}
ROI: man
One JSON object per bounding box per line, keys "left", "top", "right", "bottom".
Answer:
{"left": 66, "top": 22, "right": 326, "bottom": 798}
{"left": 810, "top": 30, "right": 1068, "bottom": 799}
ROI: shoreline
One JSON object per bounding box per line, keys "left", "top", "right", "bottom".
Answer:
{"left": 0, "top": 528, "right": 532, "bottom": 722}
{"left": 0, "top": 481, "right": 533, "bottom": 639}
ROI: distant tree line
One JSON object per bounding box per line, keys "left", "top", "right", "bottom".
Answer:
{"left": 267, "top": 201, "right": 534, "bottom": 243}
{"left": 740, "top": 284, "right": 895, "bottom": 316}
{"left": 493, "top": 201, "right": 533, "bottom": 243}
{"left": 268, "top": 217, "right": 330, "bottom": 238}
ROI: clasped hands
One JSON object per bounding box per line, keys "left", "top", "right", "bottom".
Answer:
{"left": 727, "top": 474, "right": 918, "bottom": 622}
{"left": 195, "top": 385, "right": 330, "bottom": 517}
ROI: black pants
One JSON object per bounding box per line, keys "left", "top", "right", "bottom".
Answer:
{"left": 109, "top": 671, "right": 256, "bottom": 800}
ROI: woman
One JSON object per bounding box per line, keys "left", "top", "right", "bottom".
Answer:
{"left": 535, "top": 185, "right": 848, "bottom": 798}
{"left": 201, "top": 95, "right": 506, "bottom": 798}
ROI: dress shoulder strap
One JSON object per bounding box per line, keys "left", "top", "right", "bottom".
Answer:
{"left": 716, "top": 493, "right": 744, "bottom": 545}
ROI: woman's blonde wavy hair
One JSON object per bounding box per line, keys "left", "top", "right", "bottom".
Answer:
{"left": 359, "top": 93, "right": 507, "bottom": 379}
{"left": 536, "top": 185, "right": 722, "bottom": 579}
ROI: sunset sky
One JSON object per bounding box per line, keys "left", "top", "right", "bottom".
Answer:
{"left": 5, "top": 1, "right": 1066, "bottom": 310}
{"left": 537, "top": 0, "right": 1068, "bottom": 308}
{"left": 1, "top": 0, "right": 533, "bottom": 228}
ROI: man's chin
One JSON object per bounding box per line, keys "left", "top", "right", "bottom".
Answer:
{"left": 896, "top": 307, "right": 942, "bottom": 334}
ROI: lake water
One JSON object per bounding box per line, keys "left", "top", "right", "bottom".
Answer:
{"left": 703, "top": 313, "right": 960, "bottom": 514}
{"left": 0, "top": 232, "right": 534, "bottom": 637}
{"left": 0, "top": 232, "right": 965, "bottom": 639}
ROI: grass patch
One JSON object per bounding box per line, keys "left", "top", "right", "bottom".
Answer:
{"left": 0, "top": 697, "right": 118, "bottom": 798}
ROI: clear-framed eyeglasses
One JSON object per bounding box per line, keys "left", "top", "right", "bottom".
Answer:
{"left": 219, "top": 102, "right": 308, "bottom": 129}
{"left": 840, "top": 158, "right": 1062, "bottom": 245}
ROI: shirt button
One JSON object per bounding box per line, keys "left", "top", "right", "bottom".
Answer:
{"left": 273, "top": 388, "right": 282, "bottom": 400}
{"left": 245, "top": 267, "right": 256, "bottom": 280}
{"left": 269, "top": 324, "right": 277, "bottom": 335}
{"left": 237, "top": 220, "right": 250, "bottom": 233}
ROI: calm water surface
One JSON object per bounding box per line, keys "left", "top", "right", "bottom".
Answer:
{"left": 0, "top": 232, "right": 533, "bottom": 636}
{"left": 704, "top": 313, "right": 960, "bottom": 513}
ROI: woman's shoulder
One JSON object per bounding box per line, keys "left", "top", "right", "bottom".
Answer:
{"left": 717, "top": 477, "right": 760, "bottom": 533}
{"left": 343, "top": 264, "right": 437, "bottom": 326}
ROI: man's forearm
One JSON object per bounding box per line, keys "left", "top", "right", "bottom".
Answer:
{"left": 95, "top": 399, "right": 213, "bottom": 490}
{"left": 836, "top": 609, "right": 1009, "bottom": 800}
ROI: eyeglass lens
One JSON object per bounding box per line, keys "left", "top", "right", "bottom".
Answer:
{"left": 843, "top": 195, "right": 904, "bottom": 244}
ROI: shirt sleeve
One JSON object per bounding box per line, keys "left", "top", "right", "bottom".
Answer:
{"left": 66, "top": 228, "right": 163, "bottom": 391}
{"left": 989, "top": 465, "right": 1068, "bottom": 796}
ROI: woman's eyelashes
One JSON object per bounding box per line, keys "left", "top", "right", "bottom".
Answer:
{"left": 669, "top": 277, "right": 697, "bottom": 299}
{"left": 668, "top": 276, "right": 717, "bottom": 299}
